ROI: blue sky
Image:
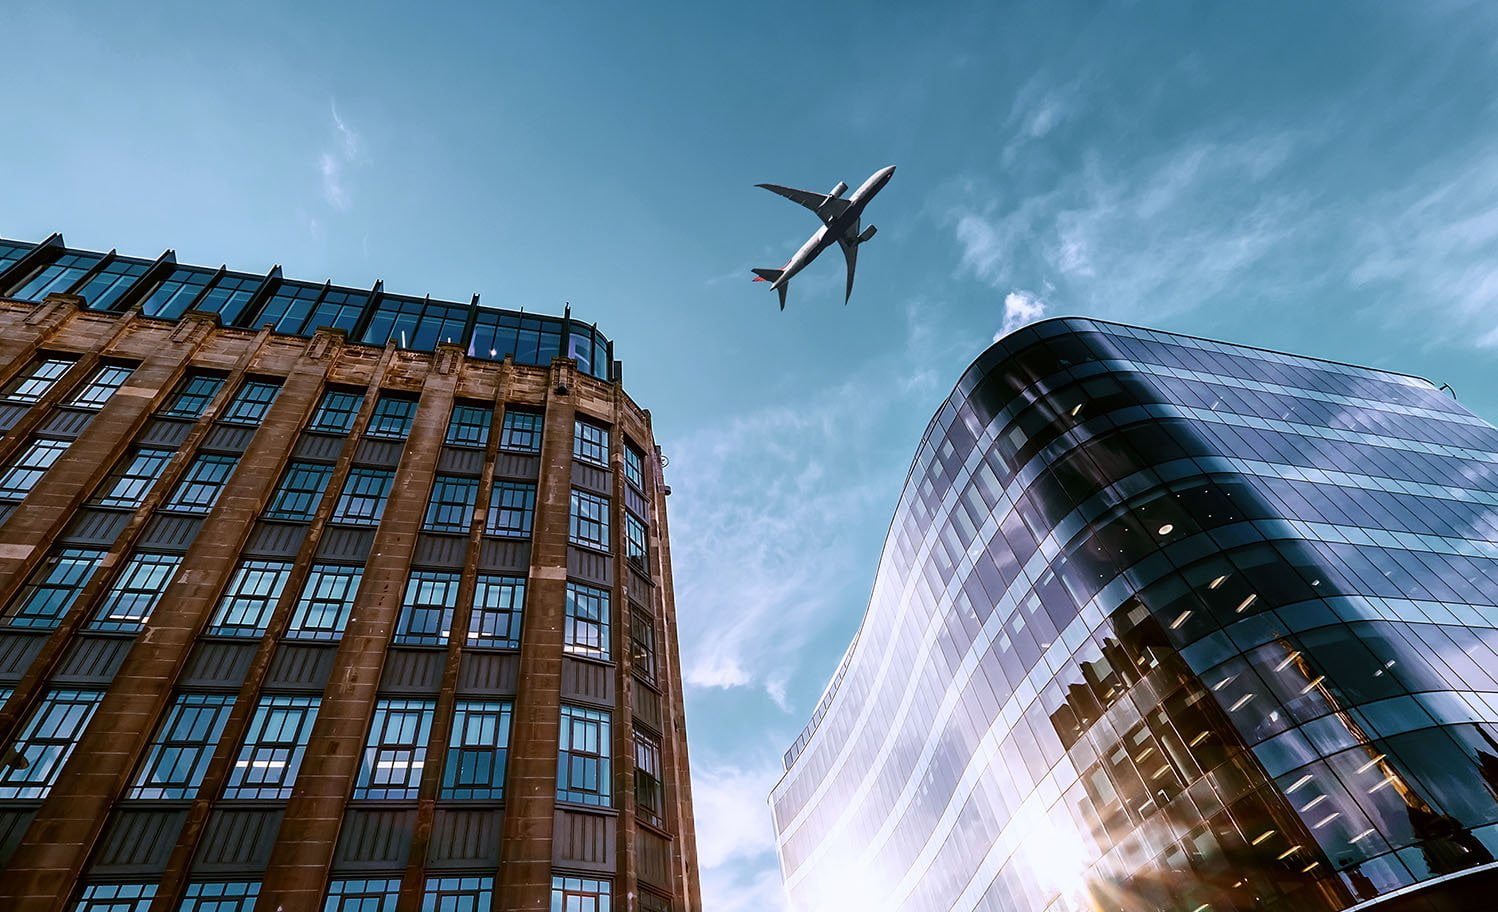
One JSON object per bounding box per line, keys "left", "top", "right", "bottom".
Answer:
{"left": 7, "top": 2, "right": 1498, "bottom": 908}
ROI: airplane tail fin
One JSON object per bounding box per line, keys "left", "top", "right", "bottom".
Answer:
{"left": 751, "top": 268, "right": 789, "bottom": 311}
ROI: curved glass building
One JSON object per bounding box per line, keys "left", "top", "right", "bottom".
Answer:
{"left": 772, "top": 318, "right": 1498, "bottom": 912}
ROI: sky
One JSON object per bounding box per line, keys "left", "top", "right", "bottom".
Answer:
{"left": 6, "top": 2, "right": 1498, "bottom": 909}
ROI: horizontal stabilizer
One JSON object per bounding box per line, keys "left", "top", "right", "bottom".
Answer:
{"left": 752, "top": 267, "right": 784, "bottom": 284}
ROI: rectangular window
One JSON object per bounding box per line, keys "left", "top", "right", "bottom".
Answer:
{"left": 73, "top": 257, "right": 151, "bottom": 311}
{"left": 394, "top": 570, "right": 460, "bottom": 646}
{"left": 332, "top": 467, "right": 395, "bottom": 525}
{"left": 441, "top": 700, "right": 512, "bottom": 799}
{"left": 624, "top": 444, "right": 645, "bottom": 489}
{"left": 128, "top": 692, "right": 235, "bottom": 799}
{"left": 264, "top": 461, "right": 334, "bottom": 521}
{"left": 564, "top": 582, "right": 611, "bottom": 661}
{"left": 574, "top": 419, "right": 610, "bottom": 466}
{"left": 499, "top": 409, "right": 542, "bottom": 453}
{"left": 208, "top": 559, "right": 292, "bottom": 637}
{"left": 180, "top": 882, "right": 260, "bottom": 912}
{"left": 159, "top": 374, "right": 225, "bottom": 419}
{"left": 445, "top": 403, "right": 491, "bottom": 448}
{"left": 634, "top": 731, "right": 665, "bottom": 827}
{"left": 286, "top": 564, "right": 363, "bottom": 640}
{"left": 423, "top": 475, "right": 478, "bottom": 533}
{"left": 139, "top": 267, "right": 213, "bottom": 319}
{"left": 630, "top": 609, "right": 657, "bottom": 685}
{"left": 486, "top": 481, "right": 535, "bottom": 538}
{"left": 0, "top": 438, "right": 70, "bottom": 498}
{"left": 163, "top": 453, "right": 239, "bottom": 513}
{"left": 469, "top": 576, "right": 524, "bottom": 649}
{"left": 558, "top": 705, "right": 612, "bottom": 807}
{"left": 569, "top": 489, "right": 610, "bottom": 551}
{"left": 324, "top": 880, "right": 400, "bottom": 912}
{"left": 0, "top": 356, "right": 73, "bottom": 403}
{"left": 87, "top": 552, "right": 183, "bottom": 632}
{"left": 220, "top": 379, "right": 281, "bottom": 424}
{"left": 309, "top": 389, "right": 363, "bottom": 434}
{"left": 551, "top": 876, "right": 610, "bottom": 912}
{"left": 94, "top": 447, "right": 174, "bottom": 509}
{"left": 1, "top": 548, "right": 104, "bottom": 629}
{"left": 422, "top": 877, "right": 493, "bottom": 912}
{"left": 223, "top": 695, "right": 320, "bottom": 800}
{"left": 67, "top": 363, "right": 133, "bottom": 409}
{"left": 625, "top": 512, "right": 648, "bottom": 568}
{"left": 366, "top": 395, "right": 418, "bottom": 439}
{"left": 0, "top": 688, "right": 105, "bottom": 798}
{"left": 9, "top": 252, "right": 102, "bottom": 300}
{"left": 195, "top": 274, "right": 262, "bottom": 322}
{"left": 72, "top": 884, "right": 156, "bottom": 912}
{"left": 354, "top": 698, "right": 436, "bottom": 800}
{"left": 640, "top": 891, "right": 671, "bottom": 912}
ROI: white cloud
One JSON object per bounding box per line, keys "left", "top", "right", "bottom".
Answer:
{"left": 319, "top": 100, "right": 363, "bottom": 210}
{"left": 693, "top": 757, "right": 790, "bottom": 912}
{"left": 996, "top": 290, "right": 1047, "bottom": 339}
{"left": 1002, "top": 74, "right": 1084, "bottom": 162}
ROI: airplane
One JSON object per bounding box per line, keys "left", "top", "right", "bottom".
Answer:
{"left": 752, "top": 165, "right": 895, "bottom": 310}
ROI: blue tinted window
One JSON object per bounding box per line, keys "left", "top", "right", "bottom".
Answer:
{"left": 557, "top": 705, "right": 611, "bottom": 807}
{"left": 94, "top": 446, "right": 174, "bottom": 508}
{"left": 366, "top": 395, "right": 418, "bottom": 439}
{"left": 332, "top": 467, "right": 395, "bottom": 525}
{"left": 0, "top": 356, "right": 73, "bottom": 403}
{"left": 208, "top": 559, "right": 292, "bottom": 637}
{"left": 394, "top": 570, "right": 460, "bottom": 646}
{"left": 287, "top": 564, "right": 362, "bottom": 640}
{"left": 139, "top": 267, "right": 214, "bottom": 318}
{"left": 87, "top": 552, "right": 183, "bottom": 632}
{"left": 0, "top": 689, "right": 105, "bottom": 799}
{"left": 0, "top": 548, "right": 104, "bottom": 629}
{"left": 310, "top": 389, "right": 363, "bottom": 433}
{"left": 9, "top": 252, "right": 102, "bottom": 300}
{"left": 469, "top": 576, "right": 524, "bottom": 649}
{"left": 128, "top": 692, "right": 235, "bottom": 799}
{"left": 265, "top": 461, "right": 334, "bottom": 521}
{"left": 163, "top": 453, "right": 239, "bottom": 513}
{"left": 0, "top": 438, "right": 70, "bottom": 498}
{"left": 159, "top": 374, "right": 225, "bottom": 419}
{"left": 354, "top": 699, "right": 435, "bottom": 800}
{"left": 441, "top": 701, "right": 511, "bottom": 800}
{"left": 195, "top": 273, "right": 263, "bottom": 322}
{"left": 220, "top": 379, "right": 280, "bottom": 424}
{"left": 73, "top": 258, "right": 151, "bottom": 311}
{"left": 223, "top": 695, "right": 319, "bottom": 800}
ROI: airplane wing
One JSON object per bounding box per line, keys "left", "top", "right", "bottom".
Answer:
{"left": 838, "top": 236, "right": 858, "bottom": 304}
{"left": 757, "top": 183, "right": 852, "bottom": 223}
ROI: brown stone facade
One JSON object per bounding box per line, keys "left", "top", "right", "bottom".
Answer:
{"left": 0, "top": 296, "right": 700, "bottom": 912}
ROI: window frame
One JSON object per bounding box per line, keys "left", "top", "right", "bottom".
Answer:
{"left": 0, "top": 548, "right": 104, "bottom": 629}
{"left": 0, "top": 356, "right": 74, "bottom": 404}
{"left": 207, "top": 559, "right": 293, "bottom": 637}
{"left": 0, "top": 437, "right": 71, "bottom": 499}
{"left": 445, "top": 403, "right": 491, "bottom": 448}
{"left": 309, "top": 388, "right": 364, "bottom": 434}
{"left": 222, "top": 694, "right": 320, "bottom": 800}
{"left": 162, "top": 453, "right": 239, "bottom": 513}
{"left": 557, "top": 704, "right": 612, "bottom": 807}
{"left": 159, "top": 373, "right": 226, "bottom": 420}
{"left": 569, "top": 488, "right": 611, "bottom": 551}
{"left": 87, "top": 551, "right": 183, "bottom": 632}
{"left": 127, "top": 692, "right": 236, "bottom": 800}
{"left": 486, "top": 481, "right": 536, "bottom": 538}
{"left": 264, "top": 461, "right": 335, "bottom": 521}
{"left": 634, "top": 730, "right": 665, "bottom": 827}
{"left": 93, "top": 446, "right": 174, "bottom": 509}
{"left": 440, "top": 700, "right": 512, "bottom": 800}
{"left": 218, "top": 378, "right": 281, "bottom": 425}
{"left": 499, "top": 409, "right": 542, "bottom": 453}
{"left": 573, "top": 418, "right": 610, "bottom": 467}
{"left": 0, "top": 688, "right": 105, "bottom": 799}
{"left": 67, "top": 363, "right": 134, "bottom": 409}
{"left": 286, "top": 564, "right": 363, "bottom": 640}
{"left": 365, "top": 394, "right": 418, "bottom": 440}
{"left": 353, "top": 698, "right": 436, "bottom": 800}
{"left": 468, "top": 575, "right": 525, "bottom": 649}
{"left": 564, "top": 582, "right": 611, "bottom": 661}
{"left": 393, "top": 570, "right": 461, "bottom": 646}
{"left": 331, "top": 466, "right": 396, "bottom": 526}
{"left": 423, "top": 475, "right": 479, "bottom": 533}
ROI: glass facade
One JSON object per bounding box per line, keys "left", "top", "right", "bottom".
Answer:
{"left": 772, "top": 318, "right": 1498, "bottom": 912}
{"left": 0, "top": 237, "right": 616, "bottom": 380}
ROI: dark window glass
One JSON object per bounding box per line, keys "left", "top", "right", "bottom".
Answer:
{"left": 194, "top": 273, "right": 262, "bottom": 322}
{"left": 574, "top": 419, "right": 609, "bottom": 466}
{"left": 625, "top": 512, "right": 648, "bottom": 568}
{"left": 0, "top": 356, "right": 74, "bottom": 403}
{"left": 500, "top": 409, "right": 543, "bottom": 453}
{"left": 222, "top": 695, "right": 319, "bottom": 800}
{"left": 255, "top": 282, "right": 326, "bottom": 335}
{"left": 441, "top": 700, "right": 512, "bottom": 799}
{"left": 264, "top": 461, "right": 334, "bottom": 521}
{"left": 300, "top": 287, "right": 367, "bottom": 335}
{"left": 0, "top": 438, "right": 70, "bottom": 498}
{"left": 624, "top": 444, "right": 645, "bottom": 489}
{"left": 332, "top": 467, "right": 395, "bottom": 525}
{"left": 139, "top": 267, "right": 214, "bottom": 319}
{"left": 550, "top": 878, "right": 611, "bottom": 912}
{"left": 67, "top": 363, "right": 133, "bottom": 409}
{"left": 208, "top": 560, "right": 292, "bottom": 637}
{"left": 127, "top": 693, "right": 235, "bottom": 799}
{"left": 94, "top": 446, "right": 174, "bottom": 508}
{"left": 424, "top": 475, "right": 478, "bottom": 533}
{"left": 0, "top": 240, "right": 34, "bottom": 274}
{"left": 445, "top": 403, "right": 491, "bottom": 447}
{"left": 220, "top": 379, "right": 280, "bottom": 424}
{"left": 634, "top": 732, "right": 665, "bottom": 827}
{"left": 393, "top": 570, "right": 460, "bottom": 646}
{"left": 159, "top": 374, "right": 225, "bottom": 419}
{"left": 469, "top": 576, "right": 524, "bottom": 649}
{"left": 366, "top": 395, "right": 417, "bottom": 439}
{"left": 421, "top": 877, "right": 493, "bottom": 912}
{"left": 487, "top": 481, "right": 535, "bottom": 537}
{"left": 0, "top": 689, "right": 106, "bottom": 798}
{"left": 286, "top": 564, "right": 362, "bottom": 639}
{"left": 565, "top": 582, "right": 610, "bottom": 661}
{"left": 470, "top": 311, "right": 563, "bottom": 366}
{"left": 569, "top": 489, "right": 610, "bottom": 550}
{"left": 73, "top": 258, "right": 151, "bottom": 311}
{"left": 87, "top": 552, "right": 183, "bottom": 632}
{"left": 362, "top": 296, "right": 469, "bottom": 350}
{"left": 309, "top": 389, "right": 363, "bottom": 433}
{"left": 163, "top": 453, "right": 239, "bottom": 513}
{"left": 0, "top": 548, "right": 104, "bottom": 629}
{"left": 557, "top": 705, "right": 611, "bottom": 806}
{"left": 354, "top": 698, "right": 435, "bottom": 800}
{"left": 9, "top": 252, "right": 102, "bottom": 300}
{"left": 630, "top": 610, "right": 656, "bottom": 684}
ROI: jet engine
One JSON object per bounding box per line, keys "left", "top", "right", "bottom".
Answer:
{"left": 827, "top": 181, "right": 848, "bottom": 199}
{"left": 857, "top": 224, "right": 878, "bottom": 243}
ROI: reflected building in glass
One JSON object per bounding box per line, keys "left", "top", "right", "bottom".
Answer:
{"left": 772, "top": 318, "right": 1498, "bottom": 912}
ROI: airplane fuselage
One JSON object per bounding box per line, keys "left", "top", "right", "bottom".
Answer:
{"left": 770, "top": 165, "right": 895, "bottom": 292}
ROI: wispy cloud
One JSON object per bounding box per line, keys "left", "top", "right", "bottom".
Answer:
{"left": 319, "top": 100, "right": 363, "bottom": 210}
{"left": 1002, "top": 74, "right": 1084, "bottom": 163}
{"left": 693, "top": 756, "right": 789, "bottom": 912}
{"left": 996, "top": 289, "right": 1048, "bottom": 339}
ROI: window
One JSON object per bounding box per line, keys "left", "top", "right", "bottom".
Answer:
{"left": 310, "top": 389, "right": 363, "bottom": 433}
{"left": 220, "top": 379, "right": 281, "bottom": 424}
{"left": 223, "top": 695, "right": 320, "bottom": 800}
{"left": 625, "top": 512, "right": 648, "bottom": 568}
{"left": 87, "top": 552, "right": 183, "bottom": 632}
{"left": 624, "top": 444, "right": 645, "bottom": 489}
{"left": 264, "top": 461, "right": 334, "bottom": 521}
{"left": 68, "top": 363, "right": 133, "bottom": 409}
{"left": 394, "top": 571, "right": 460, "bottom": 646}
{"left": 574, "top": 419, "right": 609, "bottom": 466}
{"left": 163, "top": 453, "right": 239, "bottom": 513}
{"left": 9, "top": 251, "right": 102, "bottom": 300}
{"left": 557, "top": 705, "right": 611, "bottom": 806}
{"left": 93, "top": 447, "right": 173, "bottom": 509}
{"left": 332, "top": 467, "right": 395, "bottom": 525}
{"left": 1, "top": 548, "right": 104, "bottom": 629}
{"left": 128, "top": 692, "right": 235, "bottom": 799}
{"left": 630, "top": 610, "right": 657, "bottom": 685}
{"left": 286, "top": 564, "right": 363, "bottom": 640}
{"left": 366, "top": 395, "right": 418, "bottom": 439}
{"left": 565, "top": 582, "right": 611, "bottom": 661}
{"left": 441, "top": 700, "right": 512, "bottom": 799}
{"left": 195, "top": 273, "right": 263, "bottom": 322}
{"left": 424, "top": 475, "right": 478, "bottom": 533}
{"left": 208, "top": 560, "right": 292, "bottom": 637}
{"left": 499, "top": 409, "right": 542, "bottom": 452}
{"left": 301, "top": 287, "right": 368, "bottom": 335}
{"left": 0, "top": 438, "right": 70, "bottom": 498}
{"left": 634, "top": 731, "right": 665, "bottom": 827}
{"left": 73, "top": 258, "right": 152, "bottom": 311}
{"left": 354, "top": 698, "right": 435, "bottom": 800}
{"left": 0, "top": 688, "right": 105, "bottom": 798}
{"left": 550, "top": 876, "right": 611, "bottom": 912}
{"left": 0, "top": 356, "right": 73, "bottom": 403}
{"left": 569, "top": 489, "right": 610, "bottom": 550}
{"left": 324, "top": 880, "right": 400, "bottom": 912}
{"left": 71, "top": 884, "right": 156, "bottom": 912}
{"left": 139, "top": 267, "right": 213, "bottom": 319}
{"left": 469, "top": 576, "right": 524, "bottom": 649}
{"left": 486, "top": 481, "right": 535, "bottom": 538}
{"left": 181, "top": 882, "right": 260, "bottom": 912}
{"left": 159, "top": 374, "right": 226, "bottom": 419}
{"left": 640, "top": 891, "right": 671, "bottom": 912}
{"left": 421, "top": 877, "right": 494, "bottom": 912}
{"left": 445, "top": 403, "right": 491, "bottom": 448}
